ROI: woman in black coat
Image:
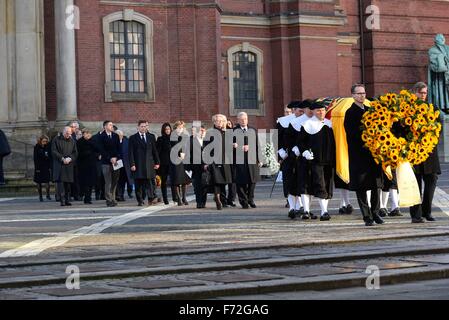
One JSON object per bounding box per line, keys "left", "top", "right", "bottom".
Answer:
{"left": 156, "top": 123, "right": 176, "bottom": 205}
{"left": 33, "top": 135, "right": 52, "bottom": 201}
{"left": 169, "top": 121, "right": 191, "bottom": 206}
{"left": 204, "top": 114, "right": 233, "bottom": 210}
{"left": 76, "top": 129, "right": 99, "bottom": 204}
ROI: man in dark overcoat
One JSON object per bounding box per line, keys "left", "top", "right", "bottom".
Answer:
{"left": 128, "top": 120, "right": 160, "bottom": 206}
{"left": 52, "top": 126, "right": 78, "bottom": 206}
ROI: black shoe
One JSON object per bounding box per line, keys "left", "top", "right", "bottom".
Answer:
{"left": 378, "top": 208, "right": 388, "bottom": 217}
{"left": 338, "top": 206, "right": 347, "bottom": 215}
{"left": 310, "top": 212, "right": 318, "bottom": 220}
{"left": 424, "top": 215, "right": 436, "bottom": 222}
{"left": 128, "top": 193, "right": 133, "bottom": 199}
{"left": 365, "top": 219, "right": 374, "bottom": 226}
{"left": 183, "top": 199, "right": 189, "bottom": 206}
{"left": 388, "top": 208, "right": 403, "bottom": 217}
{"left": 288, "top": 209, "right": 296, "bottom": 220}
{"left": 412, "top": 217, "right": 425, "bottom": 223}
{"left": 285, "top": 201, "right": 289, "bottom": 208}
{"left": 297, "top": 207, "right": 305, "bottom": 216}
{"left": 345, "top": 204, "right": 354, "bottom": 214}
{"left": 164, "top": 200, "right": 169, "bottom": 205}
{"left": 60, "top": 202, "right": 66, "bottom": 207}
{"left": 222, "top": 203, "right": 229, "bottom": 208}
{"left": 249, "top": 202, "right": 256, "bottom": 208}
{"left": 228, "top": 201, "right": 236, "bottom": 207}
{"left": 301, "top": 212, "right": 310, "bottom": 220}
{"left": 320, "top": 213, "right": 331, "bottom": 221}
{"left": 84, "top": 201, "right": 93, "bottom": 205}
{"left": 65, "top": 201, "right": 72, "bottom": 206}
{"left": 46, "top": 195, "right": 52, "bottom": 200}
{"left": 373, "top": 214, "right": 384, "bottom": 225}
{"left": 39, "top": 196, "right": 43, "bottom": 202}
{"left": 137, "top": 202, "right": 143, "bottom": 207}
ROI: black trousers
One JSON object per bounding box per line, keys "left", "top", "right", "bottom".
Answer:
{"left": 192, "top": 176, "right": 207, "bottom": 205}
{"left": 82, "top": 185, "right": 93, "bottom": 202}
{"left": 356, "top": 188, "right": 380, "bottom": 221}
{"left": 135, "top": 178, "right": 155, "bottom": 204}
{"left": 237, "top": 183, "right": 256, "bottom": 205}
{"left": 56, "top": 182, "right": 71, "bottom": 202}
{"left": 410, "top": 173, "right": 438, "bottom": 219}
{"left": 117, "top": 168, "right": 133, "bottom": 199}
{"left": 227, "top": 183, "right": 236, "bottom": 203}
{"left": 0, "top": 156, "right": 4, "bottom": 183}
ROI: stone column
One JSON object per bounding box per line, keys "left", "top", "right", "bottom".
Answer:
{"left": 55, "top": 0, "right": 78, "bottom": 127}
{"left": 14, "top": 0, "right": 47, "bottom": 126}
{"left": 0, "top": 0, "right": 9, "bottom": 124}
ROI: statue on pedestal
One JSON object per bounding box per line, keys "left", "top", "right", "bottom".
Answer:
{"left": 428, "top": 34, "right": 449, "bottom": 111}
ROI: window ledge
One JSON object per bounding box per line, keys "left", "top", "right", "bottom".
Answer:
{"left": 108, "top": 92, "right": 154, "bottom": 103}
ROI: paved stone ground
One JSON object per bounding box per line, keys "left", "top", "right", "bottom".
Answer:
{"left": 0, "top": 163, "right": 448, "bottom": 299}
{"left": 219, "top": 277, "right": 449, "bottom": 300}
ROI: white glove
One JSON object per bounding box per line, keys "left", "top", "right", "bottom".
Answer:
{"left": 302, "top": 150, "right": 314, "bottom": 160}
{"left": 278, "top": 149, "right": 288, "bottom": 160}
{"left": 292, "top": 146, "right": 300, "bottom": 157}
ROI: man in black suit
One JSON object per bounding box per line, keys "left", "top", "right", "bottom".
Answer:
{"left": 188, "top": 125, "right": 207, "bottom": 208}
{"left": 233, "top": 112, "right": 261, "bottom": 209}
{"left": 345, "top": 84, "right": 384, "bottom": 226}
{"left": 97, "top": 120, "right": 121, "bottom": 207}
{"left": 128, "top": 120, "right": 161, "bottom": 206}
{"left": 409, "top": 82, "right": 441, "bottom": 223}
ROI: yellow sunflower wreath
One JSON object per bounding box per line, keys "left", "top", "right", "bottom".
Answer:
{"left": 361, "top": 90, "right": 441, "bottom": 174}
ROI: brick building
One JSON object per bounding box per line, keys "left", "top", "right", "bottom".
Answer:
{"left": 1, "top": 0, "right": 449, "bottom": 177}
{"left": 40, "top": 0, "right": 449, "bottom": 131}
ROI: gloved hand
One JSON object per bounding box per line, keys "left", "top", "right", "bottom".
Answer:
{"left": 292, "top": 146, "right": 300, "bottom": 157}
{"left": 278, "top": 149, "right": 288, "bottom": 160}
{"left": 302, "top": 150, "right": 314, "bottom": 160}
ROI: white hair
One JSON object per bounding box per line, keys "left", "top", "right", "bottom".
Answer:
{"left": 63, "top": 126, "right": 71, "bottom": 134}
{"left": 237, "top": 112, "right": 248, "bottom": 119}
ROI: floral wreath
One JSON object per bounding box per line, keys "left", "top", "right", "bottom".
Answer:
{"left": 361, "top": 90, "right": 442, "bottom": 173}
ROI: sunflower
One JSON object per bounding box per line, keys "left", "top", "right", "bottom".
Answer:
{"left": 405, "top": 117, "right": 412, "bottom": 126}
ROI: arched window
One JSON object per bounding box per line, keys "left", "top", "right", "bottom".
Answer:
{"left": 232, "top": 51, "right": 258, "bottom": 109}
{"left": 103, "top": 10, "right": 154, "bottom": 102}
{"left": 227, "top": 43, "right": 264, "bottom": 116}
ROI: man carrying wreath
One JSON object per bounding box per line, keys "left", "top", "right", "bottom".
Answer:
{"left": 409, "top": 82, "right": 441, "bottom": 223}
{"left": 344, "top": 84, "right": 384, "bottom": 226}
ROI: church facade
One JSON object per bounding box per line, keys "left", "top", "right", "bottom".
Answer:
{"left": 1, "top": 0, "right": 449, "bottom": 177}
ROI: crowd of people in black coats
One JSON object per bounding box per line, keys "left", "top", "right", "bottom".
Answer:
{"left": 32, "top": 113, "right": 262, "bottom": 210}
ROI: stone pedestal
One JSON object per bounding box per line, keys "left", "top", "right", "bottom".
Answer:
{"left": 440, "top": 114, "right": 449, "bottom": 163}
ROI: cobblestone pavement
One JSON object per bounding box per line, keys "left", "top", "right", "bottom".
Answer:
{"left": 0, "top": 163, "right": 448, "bottom": 299}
